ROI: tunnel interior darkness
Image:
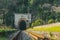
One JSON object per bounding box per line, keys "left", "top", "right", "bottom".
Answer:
{"left": 18, "top": 20, "right": 26, "bottom": 30}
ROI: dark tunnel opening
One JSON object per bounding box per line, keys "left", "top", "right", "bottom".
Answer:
{"left": 18, "top": 20, "right": 26, "bottom": 30}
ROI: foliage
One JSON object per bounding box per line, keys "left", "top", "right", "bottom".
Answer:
{"left": 0, "top": 37, "right": 8, "bottom": 40}
{"left": 0, "top": 16, "right": 3, "bottom": 19}
{"left": 31, "top": 22, "right": 35, "bottom": 27}
{"left": 0, "top": 0, "right": 60, "bottom": 26}
{"left": 0, "top": 29, "right": 17, "bottom": 40}
{"left": 0, "top": 26, "right": 18, "bottom": 39}
{"left": 48, "top": 19, "right": 55, "bottom": 24}
{"left": 31, "top": 19, "right": 43, "bottom": 27}
{"left": 0, "top": 26, "right": 18, "bottom": 32}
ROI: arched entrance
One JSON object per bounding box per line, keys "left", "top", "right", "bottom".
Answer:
{"left": 18, "top": 19, "right": 26, "bottom": 30}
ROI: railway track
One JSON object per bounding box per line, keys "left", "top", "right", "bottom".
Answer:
{"left": 10, "top": 31, "right": 21, "bottom": 40}
{"left": 10, "top": 30, "right": 50, "bottom": 40}
{"left": 9, "top": 30, "right": 60, "bottom": 40}
{"left": 26, "top": 31, "right": 44, "bottom": 40}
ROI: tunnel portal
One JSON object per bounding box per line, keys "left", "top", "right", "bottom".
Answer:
{"left": 18, "top": 20, "right": 26, "bottom": 30}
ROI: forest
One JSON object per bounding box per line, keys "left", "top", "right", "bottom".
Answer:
{"left": 0, "top": 0, "right": 60, "bottom": 26}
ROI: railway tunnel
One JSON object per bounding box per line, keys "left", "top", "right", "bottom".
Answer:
{"left": 18, "top": 19, "right": 26, "bottom": 30}
{"left": 14, "top": 14, "right": 31, "bottom": 29}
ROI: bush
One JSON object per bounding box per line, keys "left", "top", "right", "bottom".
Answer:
{"left": 48, "top": 19, "right": 55, "bottom": 24}
{"left": 0, "top": 26, "right": 18, "bottom": 37}
{"left": 34, "top": 19, "right": 41, "bottom": 26}
{"left": 31, "top": 19, "right": 43, "bottom": 27}
{"left": 31, "top": 22, "right": 35, "bottom": 27}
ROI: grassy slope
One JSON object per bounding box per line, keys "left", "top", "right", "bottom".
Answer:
{"left": 27, "top": 26, "right": 60, "bottom": 32}
{"left": 0, "top": 37, "right": 8, "bottom": 40}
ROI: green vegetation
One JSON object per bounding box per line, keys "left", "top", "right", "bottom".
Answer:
{"left": 0, "top": 37, "right": 8, "bottom": 40}
{"left": 0, "top": 26, "right": 18, "bottom": 40}
{"left": 0, "top": 26, "right": 17, "bottom": 32}
{"left": 27, "top": 26, "right": 60, "bottom": 32}
{"left": 31, "top": 19, "right": 43, "bottom": 27}
{"left": 0, "top": 0, "right": 60, "bottom": 26}
{"left": 48, "top": 19, "right": 55, "bottom": 24}
{"left": 0, "top": 27, "right": 17, "bottom": 35}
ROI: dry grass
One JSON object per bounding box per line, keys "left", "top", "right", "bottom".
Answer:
{"left": 27, "top": 26, "right": 60, "bottom": 32}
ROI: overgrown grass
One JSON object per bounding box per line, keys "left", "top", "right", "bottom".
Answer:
{"left": 0, "top": 37, "right": 8, "bottom": 40}
{"left": 27, "top": 26, "right": 60, "bottom": 32}
{"left": 0, "top": 26, "right": 18, "bottom": 40}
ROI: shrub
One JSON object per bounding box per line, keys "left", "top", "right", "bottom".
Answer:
{"left": 0, "top": 26, "right": 18, "bottom": 37}
{"left": 31, "top": 19, "right": 43, "bottom": 27}
{"left": 48, "top": 19, "right": 55, "bottom": 24}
